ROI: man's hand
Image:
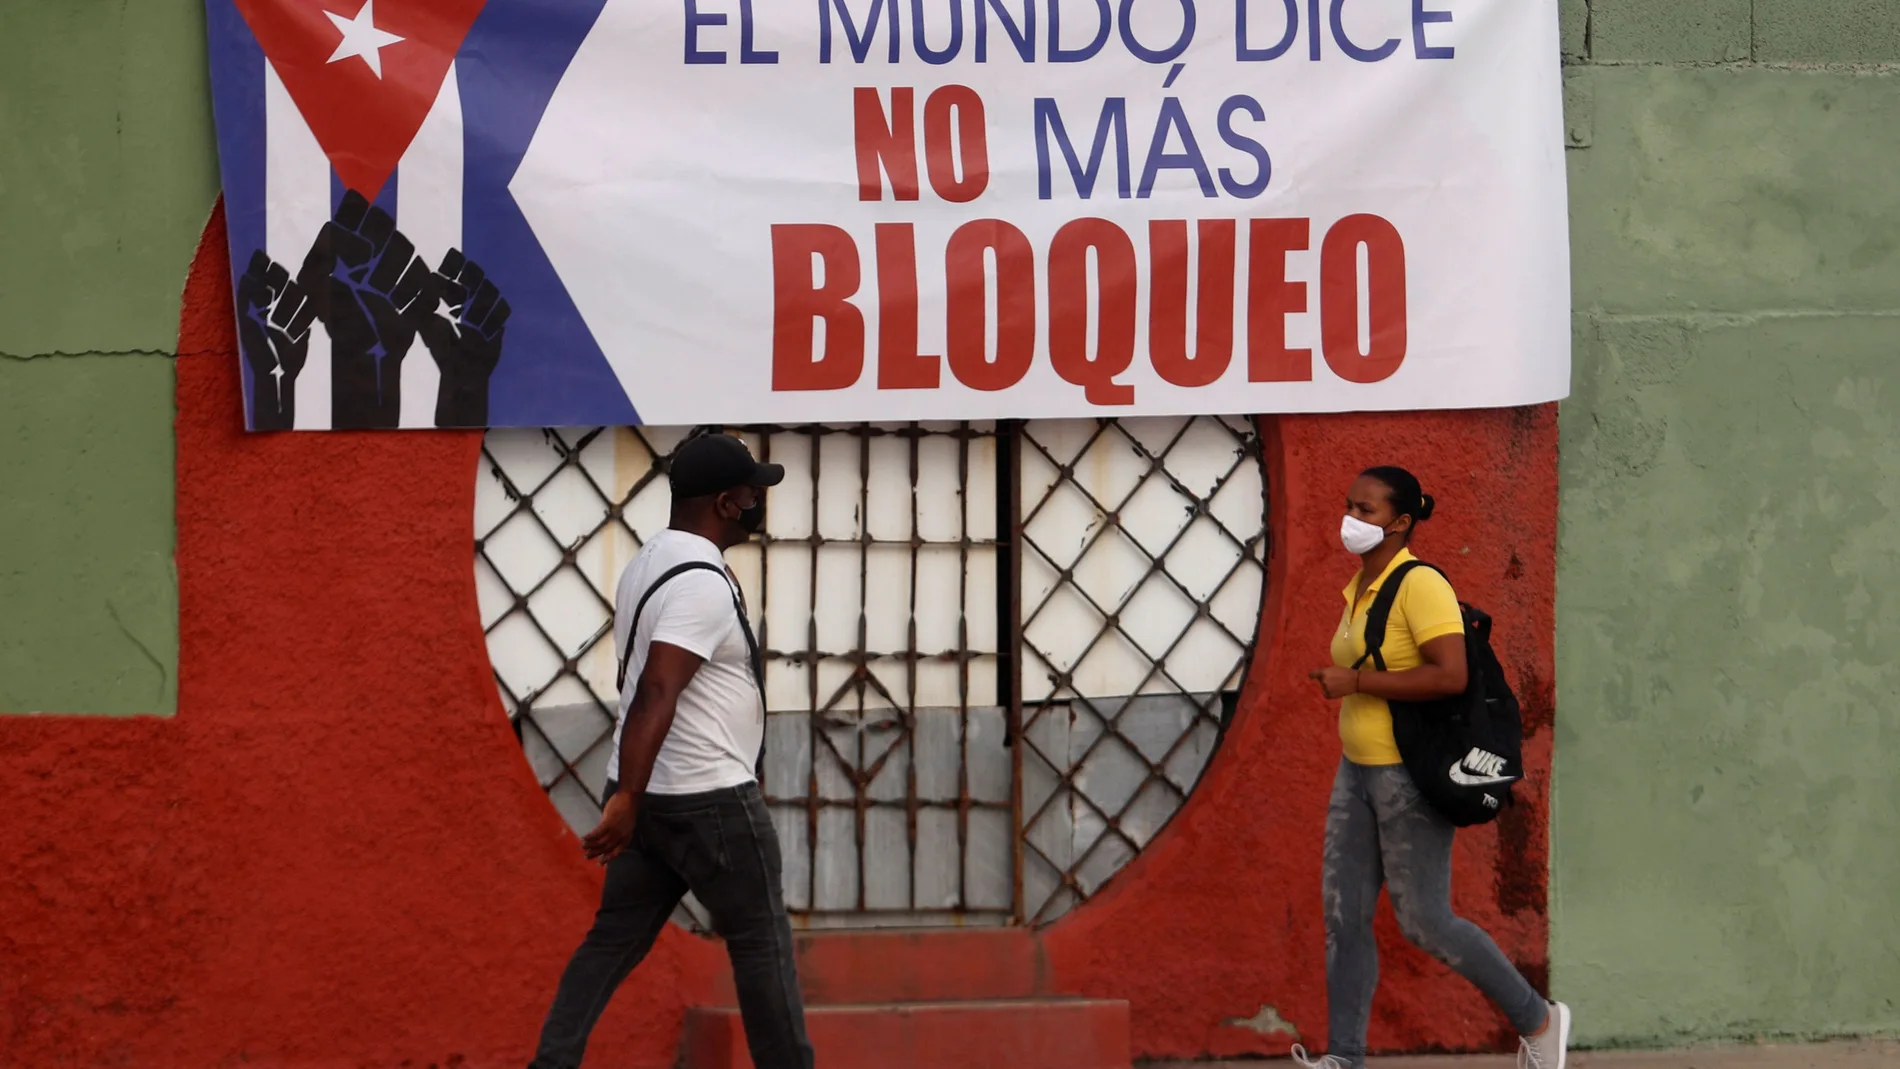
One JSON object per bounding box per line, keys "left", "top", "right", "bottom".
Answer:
{"left": 1310, "top": 666, "right": 1360, "bottom": 700}
{"left": 237, "top": 251, "right": 316, "bottom": 431}
{"left": 297, "top": 189, "right": 433, "bottom": 428}
{"left": 411, "top": 248, "right": 511, "bottom": 427}
{"left": 581, "top": 791, "right": 637, "bottom": 865}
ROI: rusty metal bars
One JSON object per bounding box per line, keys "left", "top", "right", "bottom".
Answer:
{"left": 479, "top": 416, "right": 1266, "bottom": 930}
{"left": 731, "top": 422, "right": 1006, "bottom": 925}
{"left": 1011, "top": 416, "right": 1269, "bottom": 926}
{"left": 478, "top": 427, "right": 671, "bottom": 810}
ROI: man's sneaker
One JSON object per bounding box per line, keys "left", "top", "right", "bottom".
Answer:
{"left": 1518, "top": 1001, "right": 1572, "bottom": 1069}
{"left": 1290, "top": 1044, "right": 1354, "bottom": 1069}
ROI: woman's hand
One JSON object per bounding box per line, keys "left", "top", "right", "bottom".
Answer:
{"left": 1309, "top": 666, "right": 1360, "bottom": 699}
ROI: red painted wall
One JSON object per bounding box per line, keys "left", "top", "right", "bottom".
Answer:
{"left": 0, "top": 207, "right": 1554, "bottom": 1068}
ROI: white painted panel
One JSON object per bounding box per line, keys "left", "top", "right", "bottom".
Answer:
{"left": 1165, "top": 517, "right": 1250, "bottom": 602}
{"left": 1168, "top": 621, "right": 1252, "bottom": 695}
{"left": 863, "top": 431, "right": 914, "bottom": 544}
{"left": 861, "top": 545, "right": 913, "bottom": 656}
{"left": 485, "top": 609, "right": 562, "bottom": 702}
{"left": 814, "top": 432, "right": 865, "bottom": 541}
{"left": 760, "top": 542, "right": 814, "bottom": 710}
{"left": 1118, "top": 474, "right": 1195, "bottom": 558}
{"left": 531, "top": 463, "right": 611, "bottom": 549}
{"left": 533, "top": 567, "right": 609, "bottom": 662}
{"left": 1119, "top": 576, "right": 1199, "bottom": 666}
{"left": 762, "top": 432, "right": 816, "bottom": 539}
{"left": 482, "top": 506, "right": 561, "bottom": 590}
{"left": 1210, "top": 561, "right": 1270, "bottom": 644}
{"left": 395, "top": 63, "right": 461, "bottom": 429}
{"left": 811, "top": 657, "right": 856, "bottom": 721}
{"left": 474, "top": 557, "right": 514, "bottom": 630}
{"left": 811, "top": 544, "right": 865, "bottom": 658}
{"left": 264, "top": 62, "right": 333, "bottom": 431}
{"left": 914, "top": 430, "right": 977, "bottom": 543}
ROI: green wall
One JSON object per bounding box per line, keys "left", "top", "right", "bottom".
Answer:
{"left": 0, "top": 0, "right": 218, "bottom": 714}
{"left": 1553, "top": 0, "right": 1900, "bottom": 1047}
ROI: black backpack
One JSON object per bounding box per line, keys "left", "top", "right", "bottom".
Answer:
{"left": 1355, "top": 561, "right": 1523, "bottom": 827}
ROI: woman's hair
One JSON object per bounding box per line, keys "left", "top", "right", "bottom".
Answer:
{"left": 1360, "top": 466, "right": 1435, "bottom": 537}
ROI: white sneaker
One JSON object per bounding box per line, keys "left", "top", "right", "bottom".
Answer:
{"left": 1518, "top": 1001, "right": 1572, "bottom": 1069}
{"left": 1290, "top": 1044, "right": 1354, "bottom": 1069}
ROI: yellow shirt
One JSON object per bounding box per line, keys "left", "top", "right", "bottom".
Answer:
{"left": 1330, "top": 549, "right": 1465, "bottom": 766}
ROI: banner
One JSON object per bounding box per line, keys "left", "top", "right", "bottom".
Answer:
{"left": 206, "top": 0, "right": 1571, "bottom": 431}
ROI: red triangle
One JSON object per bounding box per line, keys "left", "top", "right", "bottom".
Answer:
{"left": 234, "top": 0, "right": 486, "bottom": 198}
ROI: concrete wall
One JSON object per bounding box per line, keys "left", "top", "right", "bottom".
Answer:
{"left": 1553, "top": 0, "right": 1900, "bottom": 1047}
{"left": 0, "top": 0, "right": 218, "bottom": 714}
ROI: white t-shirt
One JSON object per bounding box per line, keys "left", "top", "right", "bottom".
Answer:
{"left": 605, "top": 529, "right": 762, "bottom": 794}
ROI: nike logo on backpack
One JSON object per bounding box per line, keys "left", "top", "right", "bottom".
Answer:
{"left": 1448, "top": 747, "right": 1515, "bottom": 787}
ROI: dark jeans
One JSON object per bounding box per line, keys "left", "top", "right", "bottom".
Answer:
{"left": 529, "top": 782, "right": 813, "bottom": 1069}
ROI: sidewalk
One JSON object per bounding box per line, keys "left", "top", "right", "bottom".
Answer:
{"left": 1144, "top": 1040, "right": 1898, "bottom": 1068}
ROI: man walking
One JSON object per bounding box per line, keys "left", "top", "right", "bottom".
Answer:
{"left": 528, "top": 431, "right": 813, "bottom": 1069}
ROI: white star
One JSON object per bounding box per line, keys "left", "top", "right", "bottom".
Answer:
{"left": 324, "top": 0, "right": 405, "bottom": 79}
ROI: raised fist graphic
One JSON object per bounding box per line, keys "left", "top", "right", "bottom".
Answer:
{"left": 237, "top": 251, "right": 317, "bottom": 432}
{"left": 297, "top": 190, "right": 433, "bottom": 429}
{"left": 412, "top": 249, "right": 511, "bottom": 428}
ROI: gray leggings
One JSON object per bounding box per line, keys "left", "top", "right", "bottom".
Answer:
{"left": 1323, "top": 759, "right": 1547, "bottom": 1067}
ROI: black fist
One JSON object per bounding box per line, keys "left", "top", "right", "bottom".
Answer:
{"left": 413, "top": 249, "right": 511, "bottom": 428}
{"left": 297, "top": 190, "right": 433, "bottom": 429}
{"left": 237, "top": 251, "right": 316, "bottom": 432}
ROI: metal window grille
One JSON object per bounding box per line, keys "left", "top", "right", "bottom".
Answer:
{"left": 476, "top": 417, "right": 1266, "bottom": 929}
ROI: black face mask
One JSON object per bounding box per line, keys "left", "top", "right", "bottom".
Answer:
{"left": 737, "top": 496, "right": 766, "bottom": 535}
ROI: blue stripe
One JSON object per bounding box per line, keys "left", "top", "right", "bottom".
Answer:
{"left": 204, "top": 0, "right": 267, "bottom": 428}
{"left": 457, "top": 0, "right": 641, "bottom": 427}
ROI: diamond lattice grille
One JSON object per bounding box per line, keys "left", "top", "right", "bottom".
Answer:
{"left": 1014, "top": 417, "right": 1267, "bottom": 923}
{"left": 476, "top": 418, "right": 1266, "bottom": 928}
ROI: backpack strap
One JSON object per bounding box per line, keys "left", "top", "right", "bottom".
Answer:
{"left": 617, "top": 561, "right": 765, "bottom": 696}
{"left": 616, "top": 559, "right": 769, "bottom": 783}
{"left": 1352, "top": 560, "right": 1435, "bottom": 673}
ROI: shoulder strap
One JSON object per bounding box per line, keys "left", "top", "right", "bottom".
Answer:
{"left": 1352, "top": 560, "right": 1437, "bottom": 672}
{"left": 617, "top": 561, "right": 762, "bottom": 691}
{"left": 615, "top": 558, "right": 770, "bottom": 784}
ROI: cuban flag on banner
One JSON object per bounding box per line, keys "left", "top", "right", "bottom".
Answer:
{"left": 205, "top": 0, "right": 639, "bottom": 431}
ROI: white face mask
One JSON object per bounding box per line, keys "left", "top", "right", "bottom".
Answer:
{"left": 1340, "top": 515, "right": 1389, "bottom": 555}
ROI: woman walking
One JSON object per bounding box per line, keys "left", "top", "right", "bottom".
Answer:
{"left": 1298, "top": 466, "right": 1571, "bottom": 1069}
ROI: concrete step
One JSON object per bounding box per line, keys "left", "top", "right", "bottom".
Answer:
{"left": 706, "top": 928, "right": 1049, "bottom": 1006}
{"left": 682, "top": 996, "right": 1132, "bottom": 1069}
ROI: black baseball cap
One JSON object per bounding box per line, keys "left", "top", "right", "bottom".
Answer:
{"left": 667, "top": 431, "right": 785, "bottom": 499}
